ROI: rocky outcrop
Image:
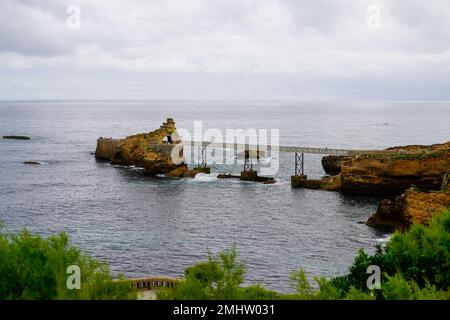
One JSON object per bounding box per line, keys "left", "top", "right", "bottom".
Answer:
{"left": 216, "top": 171, "right": 275, "bottom": 184}
{"left": 321, "top": 156, "right": 348, "bottom": 175}
{"left": 95, "top": 118, "right": 195, "bottom": 178}
{"left": 95, "top": 138, "right": 122, "bottom": 161}
{"left": 341, "top": 142, "right": 450, "bottom": 195}
{"left": 23, "top": 161, "right": 41, "bottom": 165}
{"left": 240, "top": 170, "right": 275, "bottom": 184}
{"left": 366, "top": 190, "right": 450, "bottom": 232}
{"left": 291, "top": 174, "right": 341, "bottom": 191}
{"left": 3, "top": 135, "right": 31, "bottom": 140}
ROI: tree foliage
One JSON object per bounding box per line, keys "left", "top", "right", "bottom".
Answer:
{"left": 2, "top": 208, "right": 449, "bottom": 300}
{"left": 332, "top": 208, "right": 450, "bottom": 299}
{"left": 0, "top": 226, "right": 136, "bottom": 300}
{"left": 160, "top": 209, "right": 450, "bottom": 300}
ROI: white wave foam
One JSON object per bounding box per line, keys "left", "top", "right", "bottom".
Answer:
{"left": 130, "top": 166, "right": 145, "bottom": 171}
{"left": 375, "top": 234, "right": 392, "bottom": 243}
{"left": 258, "top": 157, "right": 272, "bottom": 166}
{"left": 111, "top": 164, "right": 127, "bottom": 168}
{"left": 192, "top": 173, "right": 217, "bottom": 182}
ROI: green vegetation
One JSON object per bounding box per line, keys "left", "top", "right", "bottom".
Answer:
{"left": 392, "top": 154, "right": 423, "bottom": 160}
{"left": 391, "top": 152, "right": 442, "bottom": 160}
{"left": 322, "top": 179, "right": 338, "bottom": 188}
{"left": 0, "top": 225, "right": 136, "bottom": 300}
{"left": 331, "top": 208, "right": 450, "bottom": 299}
{"left": 1, "top": 209, "right": 449, "bottom": 300}
{"left": 361, "top": 151, "right": 442, "bottom": 161}
{"left": 363, "top": 153, "right": 387, "bottom": 159}
{"left": 159, "top": 209, "right": 450, "bottom": 300}
{"left": 157, "top": 244, "right": 283, "bottom": 300}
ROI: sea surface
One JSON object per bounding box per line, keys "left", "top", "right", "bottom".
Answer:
{"left": 1, "top": 101, "right": 449, "bottom": 292}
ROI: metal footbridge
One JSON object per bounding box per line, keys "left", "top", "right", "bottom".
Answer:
{"left": 181, "top": 140, "right": 414, "bottom": 177}
{"left": 183, "top": 140, "right": 392, "bottom": 156}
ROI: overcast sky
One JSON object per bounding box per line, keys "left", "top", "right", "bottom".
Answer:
{"left": 0, "top": 0, "right": 449, "bottom": 100}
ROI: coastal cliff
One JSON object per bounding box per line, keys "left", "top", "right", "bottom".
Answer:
{"left": 95, "top": 118, "right": 192, "bottom": 177}
{"left": 340, "top": 142, "right": 450, "bottom": 195}
{"left": 366, "top": 189, "right": 450, "bottom": 232}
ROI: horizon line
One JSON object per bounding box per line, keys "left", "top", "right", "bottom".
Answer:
{"left": 1, "top": 99, "right": 450, "bottom": 103}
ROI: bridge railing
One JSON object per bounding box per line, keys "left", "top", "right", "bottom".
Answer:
{"left": 116, "top": 276, "right": 179, "bottom": 291}
{"left": 182, "top": 140, "right": 413, "bottom": 156}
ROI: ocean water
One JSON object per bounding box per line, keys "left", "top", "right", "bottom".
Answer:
{"left": 0, "top": 101, "right": 449, "bottom": 292}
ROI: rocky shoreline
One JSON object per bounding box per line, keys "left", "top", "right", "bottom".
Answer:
{"left": 341, "top": 144, "right": 449, "bottom": 195}
{"left": 300, "top": 141, "right": 450, "bottom": 231}
{"left": 95, "top": 119, "right": 449, "bottom": 232}
{"left": 95, "top": 118, "right": 200, "bottom": 178}
{"left": 366, "top": 189, "right": 450, "bottom": 232}
{"left": 307, "top": 142, "right": 449, "bottom": 196}
{"left": 96, "top": 118, "right": 277, "bottom": 184}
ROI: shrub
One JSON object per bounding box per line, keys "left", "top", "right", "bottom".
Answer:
{"left": 332, "top": 208, "right": 450, "bottom": 297}
{"left": 159, "top": 209, "right": 450, "bottom": 300}
{"left": 157, "top": 244, "right": 247, "bottom": 300}
{"left": 0, "top": 226, "right": 136, "bottom": 300}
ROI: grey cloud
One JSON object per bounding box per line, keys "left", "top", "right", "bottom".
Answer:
{"left": 0, "top": 0, "right": 449, "bottom": 100}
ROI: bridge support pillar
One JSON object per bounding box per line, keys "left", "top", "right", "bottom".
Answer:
{"left": 240, "top": 170, "right": 258, "bottom": 181}
{"left": 291, "top": 174, "right": 308, "bottom": 188}
{"left": 243, "top": 147, "right": 254, "bottom": 172}
{"left": 294, "top": 152, "right": 304, "bottom": 176}
{"left": 196, "top": 146, "right": 211, "bottom": 173}
{"left": 194, "top": 166, "right": 211, "bottom": 174}
{"left": 291, "top": 152, "right": 307, "bottom": 188}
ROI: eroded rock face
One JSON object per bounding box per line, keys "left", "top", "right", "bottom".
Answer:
{"left": 95, "top": 118, "right": 190, "bottom": 177}
{"left": 341, "top": 142, "right": 450, "bottom": 195}
{"left": 366, "top": 190, "right": 450, "bottom": 232}
{"left": 95, "top": 138, "right": 122, "bottom": 161}
{"left": 321, "top": 156, "right": 348, "bottom": 175}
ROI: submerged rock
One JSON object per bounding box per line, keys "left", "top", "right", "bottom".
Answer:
{"left": 217, "top": 173, "right": 240, "bottom": 179}
{"left": 95, "top": 118, "right": 196, "bottom": 178}
{"left": 3, "top": 135, "right": 31, "bottom": 140}
{"left": 366, "top": 189, "right": 450, "bottom": 232}
{"left": 23, "top": 161, "right": 41, "bottom": 165}
{"left": 240, "top": 170, "right": 275, "bottom": 184}
{"left": 216, "top": 171, "right": 275, "bottom": 184}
